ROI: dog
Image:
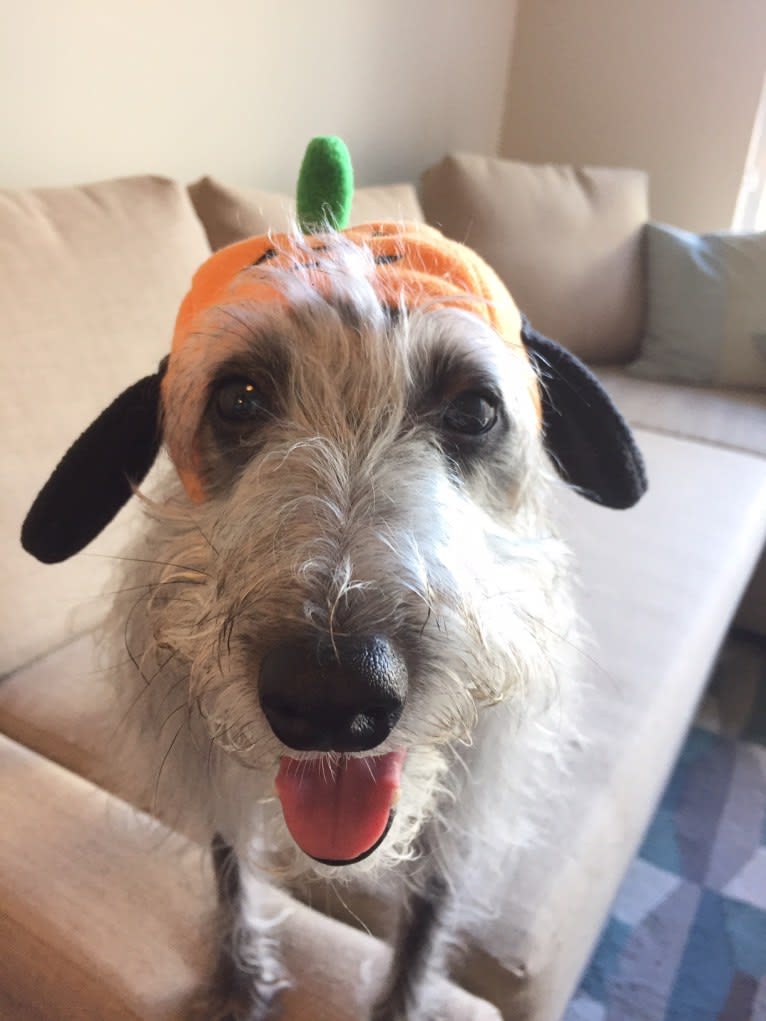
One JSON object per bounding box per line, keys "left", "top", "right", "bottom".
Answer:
{"left": 22, "top": 220, "right": 646, "bottom": 1020}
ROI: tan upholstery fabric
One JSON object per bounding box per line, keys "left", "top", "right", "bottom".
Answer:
{"left": 0, "top": 734, "right": 501, "bottom": 1020}
{"left": 420, "top": 153, "right": 648, "bottom": 364}
{"left": 4, "top": 430, "right": 766, "bottom": 1019}
{"left": 0, "top": 178, "right": 210, "bottom": 675}
{"left": 188, "top": 176, "right": 425, "bottom": 250}
{"left": 349, "top": 184, "right": 425, "bottom": 227}
{"left": 596, "top": 367, "right": 766, "bottom": 458}
{"left": 0, "top": 633, "right": 126, "bottom": 797}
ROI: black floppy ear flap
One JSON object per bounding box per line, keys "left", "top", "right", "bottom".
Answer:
{"left": 21, "top": 359, "right": 167, "bottom": 564}
{"left": 521, "top": 320, "right": 647, "bottom": 509}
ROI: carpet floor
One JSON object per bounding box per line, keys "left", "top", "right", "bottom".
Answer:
{"left": 565, "top": 633, "right": 766, "bottom": 1021}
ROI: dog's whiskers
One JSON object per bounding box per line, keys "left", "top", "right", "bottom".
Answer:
{"left": 87, "top": 551, "right": 212, "bottom": 578}
{"left": 151, "top": 705, "right": 191, "bottom": 813}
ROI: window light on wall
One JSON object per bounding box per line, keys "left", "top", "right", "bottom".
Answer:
{"left": 732, "top": 73, "right": 766, "bottom": 232}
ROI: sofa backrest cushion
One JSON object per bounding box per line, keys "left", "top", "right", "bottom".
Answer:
{"left": 189, "top": 176, "right": 425, "bottom": 250}
{"left": 1, "top": 176, "right": 210, "bottom": 674}
{"left": 420, "top": 153, "right": 648, "bottom": 364}
{"left": 627, "top": 222, "right": 766, "bottom": 390}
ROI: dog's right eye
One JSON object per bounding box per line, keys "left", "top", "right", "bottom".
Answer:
{"left": 213, "top": 379, "right": 266, "bottom": 423}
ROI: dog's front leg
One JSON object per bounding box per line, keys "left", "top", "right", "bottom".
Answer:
{"left": 370, "top": 848, "right": 449, "bottom": 1021}
{"left": 195, "top": 833, "right": 289, "bottom": 1021}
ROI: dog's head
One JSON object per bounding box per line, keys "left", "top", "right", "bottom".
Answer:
{"left": 21, "top": 141, "right": 646, "bottom": 869}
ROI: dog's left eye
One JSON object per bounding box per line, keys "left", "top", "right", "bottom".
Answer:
{"left": 442, "top": 391, "right": 498, "bottom": 435}
{"left": 213, "top": 379, "right": 265, "bottom": 423}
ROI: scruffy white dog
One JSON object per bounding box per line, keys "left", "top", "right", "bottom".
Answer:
{"left": 23, "top": 218, "right": 645, "bottom": 1020}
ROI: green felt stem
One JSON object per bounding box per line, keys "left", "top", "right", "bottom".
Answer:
{"left": 296, "top": 136, "right": 354, "bottom": 232}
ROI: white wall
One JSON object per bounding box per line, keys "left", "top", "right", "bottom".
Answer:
{"left": 501, "top": 0, "right": 766, "bottom": 231}
{"left": 0, "top": 0, "right": 516, "bottom": 191}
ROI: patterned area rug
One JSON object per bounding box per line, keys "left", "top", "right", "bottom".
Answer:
{"left": 565, "top": 633, "right": 766, "bottom": 1021}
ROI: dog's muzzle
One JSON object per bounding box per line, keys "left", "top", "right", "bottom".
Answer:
{"left": 260, "top": 635, "right": 408, "bottom": 865}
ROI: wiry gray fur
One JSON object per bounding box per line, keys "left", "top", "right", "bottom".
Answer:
{"left": 103, "top": 231, "right": 580, "bottom": 1020}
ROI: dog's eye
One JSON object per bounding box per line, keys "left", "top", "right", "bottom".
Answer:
{"left": 213, "top": 379, "right": 265, "bottom": 423}
{"left": 442, "top": 391, "right": 498, "bottom": 435}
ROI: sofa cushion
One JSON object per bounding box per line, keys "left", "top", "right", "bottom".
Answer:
{"left": 0, "top": 734, "right": 500, "bottom": 1020}
{"left": 4, "top": 430, "right": 766, "bottom": 1019}
{"left": 595, "top": 367, "right": 766, "bottom": 458}
{"left": 420, "top": 153, "right": 648, "bottom": 364}
{"left": 628, "top": 223, "right": 766, "bottom": 390}
{"left": 189, "top": 176, "right": 425, "bottom": 250}
{"left": 0, "top": 177, "right": 210, "bottom": 675}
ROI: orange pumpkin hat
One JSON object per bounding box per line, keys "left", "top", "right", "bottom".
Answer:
{"left": 164, "top": 137, "right": 536, "bottom": 501}
{"left": 169, "top": 221, "right": 524, "bottom": 363}
{"left": 172, "top": 137, "right": 524, "bottom": 361}
{"left": 22, "top": 138, "right": 646, "bottom": 565}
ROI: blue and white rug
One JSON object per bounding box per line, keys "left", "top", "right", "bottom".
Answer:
{"left": 565, "top": 634, "right": 766, "bottom": 1021}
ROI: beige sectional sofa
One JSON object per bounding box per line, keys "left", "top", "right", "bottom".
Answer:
{"left": 1, "top": 158, "right": 765, "bottom": 1021}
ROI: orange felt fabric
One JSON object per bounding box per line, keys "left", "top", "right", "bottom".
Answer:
{"left": 170, "top": 222, "right": 523, "bottom": 357}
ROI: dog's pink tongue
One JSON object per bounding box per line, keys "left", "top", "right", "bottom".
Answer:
{"left": 275, "top": 751, "right": 406, "bottom": 863}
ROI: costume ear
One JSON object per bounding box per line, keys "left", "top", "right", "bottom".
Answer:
{"left": 21, "top": 360, "right": 167, "bottom": 564}
{"left": 521, "top": 321, "right": 647, "bottom": 509}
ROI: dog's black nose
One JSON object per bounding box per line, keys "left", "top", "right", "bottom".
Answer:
{"left": 258, "top": 635, "right": 407, "bottom": 752}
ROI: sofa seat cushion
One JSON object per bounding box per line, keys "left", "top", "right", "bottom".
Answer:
{"left": 594, "top": 370, "right": 766, "bottom": 635}
{"left": 596, "top": 367, "right": 766, "bottom": 457}
{"left": 0, "top": 177, "right": 211, "bottom": 676}
{"left": 3, "top": 430, "right": 766, "bottom": 1018}
{"left": 0, "top": 734, "right": 501, "bottom": 1020}
{"left": 189, "top": 176, "right": 425, "bottom": 250}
